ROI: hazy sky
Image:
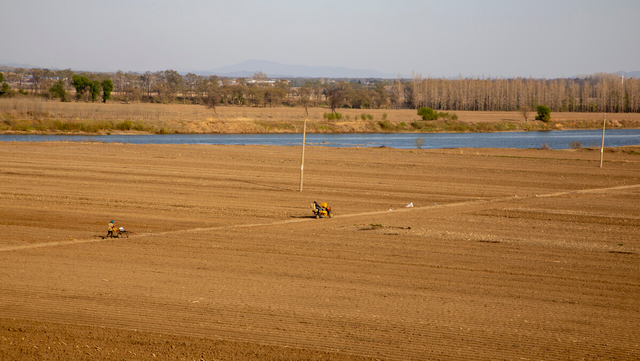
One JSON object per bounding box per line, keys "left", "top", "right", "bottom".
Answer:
{"left": 2, "top": 0, "right": 639, "bottom": 78}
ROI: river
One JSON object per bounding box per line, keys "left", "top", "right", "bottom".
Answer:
{"left": 0, "top": 129, "right": 639, "bottom": 150}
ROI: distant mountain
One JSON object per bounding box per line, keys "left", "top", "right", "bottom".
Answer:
{"left": 0, "top": 60, "right": 45, "bottom": 69}
{"left": 1, "top": 58, "right": 637, "bottom": 80}
{"left": 619, "top": 71, "right": 640, "bottom": 78}
{"left": 199, "top": 60, "right": 398, "bottom": 79}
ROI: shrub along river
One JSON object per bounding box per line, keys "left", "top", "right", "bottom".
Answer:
{"left": 0, "top": 129, "right": 639, "bottom": 150}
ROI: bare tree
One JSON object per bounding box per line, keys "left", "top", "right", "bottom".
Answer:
{"left": 114, "top": 70, "right": 126, "bottom": 95}
{"left": 14, "top": 68, "right": 26, "bottom": 89}
{"left": 519, "top": 105, "right": 531, "bottom": 122}
{"left": 184, "top": 73, "right": 199, "bottom": 101}
{"left": 205, "top": 90, "right": 221, "bottom": 117}
{"left": 252, "top": 71, "right": 268, "bottom": 83}
{"left": 140, "top": 71, "right": 154, "bottom": 97}
{"left": 155, "top": 70, "right": 183, "bottom": 103}
{"left": 410, "top": 72, "right": 423, "bottom": 109}
{"left": 297, "top": 85, "right": 312, "bottom": 109}
{"left": 325, "top": 83, "right": 346, "bottom": 113}
{"left": 391, "top": 77, "right": 404, "bottom": 109}
{"left": 30, "top": 69, "right": 44, "bottom": 95}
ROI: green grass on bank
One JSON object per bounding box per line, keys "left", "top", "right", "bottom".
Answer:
{"left": 1, "top": 116, "right": 639, "bottom": 135}
{"left": 0, "top": 118, "right": 164, "bottom": 134}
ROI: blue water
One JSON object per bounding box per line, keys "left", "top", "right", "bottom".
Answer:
{"left": 1, "top": 129, "right": 638, "bottom": 150}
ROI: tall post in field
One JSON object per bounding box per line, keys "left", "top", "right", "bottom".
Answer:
{"left": 299, "top": 107, "right": 308, "bottom": 192}
{"left": 600, "top": 113, "right": 606, "bottom": 168}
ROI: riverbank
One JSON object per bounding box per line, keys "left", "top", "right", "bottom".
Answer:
{"left": 2, "top": 98, "right": 640, "bottom": 134}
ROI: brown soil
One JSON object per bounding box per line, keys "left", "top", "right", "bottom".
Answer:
{"left": 1, "top": 142, "right": 639, "bottom": 360}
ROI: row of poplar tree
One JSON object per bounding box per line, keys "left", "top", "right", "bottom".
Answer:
{"left": 1, "top": 67, "right": 638, "bottom": 113}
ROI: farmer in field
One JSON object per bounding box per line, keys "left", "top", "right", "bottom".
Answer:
{"left": 107, "top": 220, "right": 116, "bottom": 238}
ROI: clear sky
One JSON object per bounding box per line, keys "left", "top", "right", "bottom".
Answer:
{"left": 2, "top": 0, "right": 639, "bottom": 78}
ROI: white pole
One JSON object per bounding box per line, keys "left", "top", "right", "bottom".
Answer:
{"left": 600, "top": 113, "right": 606, "bottom": 168}
{"left": 299, "top": 109, "right": 308, "bottom": 192}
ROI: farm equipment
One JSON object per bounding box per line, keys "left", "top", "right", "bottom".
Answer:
{"left": 312, "top": 202, "right": 333, "bottom": 219}
{"left": 105, "top": 226, "right": 130, "bottom": 239}
{"left": 114, "top": 228, "right": 130, "bottom": 238}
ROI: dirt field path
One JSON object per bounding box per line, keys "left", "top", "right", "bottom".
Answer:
{"left": 1, "top": 142, "right": 639, "bottom": 360}
{"left": 3, "top": 183, "right": 639, "bottom": 254}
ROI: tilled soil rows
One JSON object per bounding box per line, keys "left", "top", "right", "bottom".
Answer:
{"left": 1, "top": 142, "right": 639, "bottom": 360}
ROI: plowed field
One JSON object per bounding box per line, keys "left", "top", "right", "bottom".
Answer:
{"left": 1, "top": 142, "right": 639, "bottom": 360}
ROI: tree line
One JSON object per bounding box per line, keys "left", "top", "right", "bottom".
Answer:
{"left": 1, "top": 66, "right": 638, "bottom": 113}
{"left": 403, "top": 73, "right": 640, "bottom": 113}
